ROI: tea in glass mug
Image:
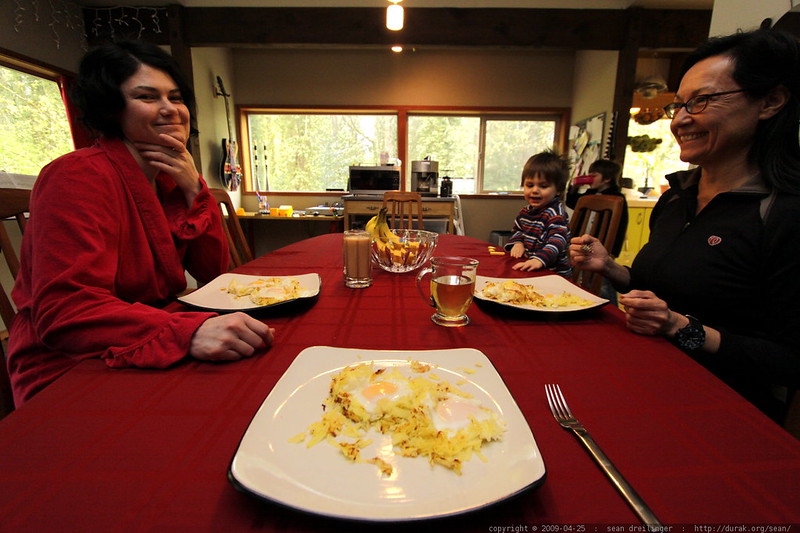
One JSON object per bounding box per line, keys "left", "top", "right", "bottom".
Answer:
{"left": 416, "top": 256, "right": 479, "bottom": 326}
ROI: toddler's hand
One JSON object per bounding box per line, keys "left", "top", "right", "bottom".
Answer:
{"left": 512, "top": 257, "right": 544, "bottom": 272}
{"left": 509, "top": 242, "right": 525, "bottom": 258}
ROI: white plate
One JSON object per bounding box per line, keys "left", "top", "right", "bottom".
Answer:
{"left": 473, "top": 274, "right": 607, "bottom": 312}
{"left": 228, "top": 346, "right": 545, "bottom": 521}
{"left": 178, "top": 272, "right": 320, "bottom": 312}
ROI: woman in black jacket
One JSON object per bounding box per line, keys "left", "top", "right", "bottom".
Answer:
{"left": 569, "top": 28, "right": 800, "bottom": 422}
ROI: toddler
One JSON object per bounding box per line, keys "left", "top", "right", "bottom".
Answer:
{"left": 504, "top": 151, "right": 572, "bottom": 276}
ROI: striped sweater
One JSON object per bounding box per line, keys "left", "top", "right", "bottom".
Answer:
{"left": 504, "top": 197, "right": 572, "bottom": 277}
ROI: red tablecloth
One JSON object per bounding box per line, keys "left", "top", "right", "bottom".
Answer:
{"left": 1, "top": 233, "right": 799, "bottom": 532}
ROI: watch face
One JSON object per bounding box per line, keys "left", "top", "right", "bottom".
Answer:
{"left": 676, "top": 317, "right": 705, "bottom": 351}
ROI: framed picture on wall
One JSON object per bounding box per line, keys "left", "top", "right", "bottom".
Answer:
{"left": 569, "top": 112, "right": 605, "bottom": 178}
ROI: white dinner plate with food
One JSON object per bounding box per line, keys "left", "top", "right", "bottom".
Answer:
{"left": 473, "top": 274, "right": 607, "bottom": 312}
{"left": 178, "top": 272, "right": 320, "bottom": 312}
{"left": 228, "top": 346, "right": 545, "bottom": 521}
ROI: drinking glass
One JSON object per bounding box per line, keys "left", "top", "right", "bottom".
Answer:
{"left": 416, "top": 256, "right": 479, "bottom": 326}
{"left": 342, "top": 230, "right": 372, "bottom": 288}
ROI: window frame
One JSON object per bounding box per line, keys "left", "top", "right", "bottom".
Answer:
{"left": 0, "top": 48, "right": 79, "bottom": 179}
{"left": 238, "top": 105, "right": 569, "bottom": 197}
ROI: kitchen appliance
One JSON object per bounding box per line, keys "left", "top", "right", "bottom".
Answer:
{"left": 348, "top": 166, "right": 401, "bottom": 196}
{"left": 411, "top": 159, "right": 439, "bottom": 197}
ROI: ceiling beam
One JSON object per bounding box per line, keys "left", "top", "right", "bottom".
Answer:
{"left": 83, "top": 7, "right": 711, "bottom": 50}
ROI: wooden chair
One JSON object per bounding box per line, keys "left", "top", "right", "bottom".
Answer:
{"left": 382, "top": 191, "right": 424, "bottom": 230}
{"left": 0, "top": 187, "right": 31, "bottom": 418}
{"left": 209, "top": 188, "right": 254, "bottom": 270}
{"left": 569, "top": 194, "right": 624, "bottom": 296}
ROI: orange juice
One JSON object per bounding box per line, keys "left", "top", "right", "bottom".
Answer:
{"left": 431, "top": 275, "right": 474, "bottom": 318}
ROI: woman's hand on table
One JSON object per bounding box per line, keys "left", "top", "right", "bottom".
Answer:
{"left": 189, "top": 312, "right": 275, "bottom": 362}
{"left": 619, "top": 291, "right": 721, "bottom": 352}
{"left": 618, "top": 290, "right": 678, "bottom": 336}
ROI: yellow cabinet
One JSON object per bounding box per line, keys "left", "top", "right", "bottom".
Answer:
{"left": 618, "top": 205, "right": 653, "bottom": 267}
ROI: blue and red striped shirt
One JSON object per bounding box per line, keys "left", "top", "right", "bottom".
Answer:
{"left": 504, "top": 197, "right": 572, "bottom": 277}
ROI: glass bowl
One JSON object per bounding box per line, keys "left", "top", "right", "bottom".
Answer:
{"left": 371, "top": 229, "right": 438, "bottom": 273}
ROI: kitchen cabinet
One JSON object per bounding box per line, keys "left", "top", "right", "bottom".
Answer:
{"left": 618, "top": 201, "right": 655, "bottom": 267}
{"left": 343, "top": 196, "right": 455, "bottom": 234}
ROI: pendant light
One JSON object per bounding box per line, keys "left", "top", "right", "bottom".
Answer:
{"left": 386, "top": 0, "right": 404, "bottom": 31}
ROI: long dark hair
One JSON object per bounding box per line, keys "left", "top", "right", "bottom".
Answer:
{"left": 681, "top": 29, "right": 800, "bottom": 194}
{"left": 72, "top": 40, "right": 197, "bottom": 140}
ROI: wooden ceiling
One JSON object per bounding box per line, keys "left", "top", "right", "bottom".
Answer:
{"left": 82, "top": 6, "right": 712, "bottom": 51}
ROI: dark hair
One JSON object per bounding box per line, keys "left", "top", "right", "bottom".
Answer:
{"left": 588, "top": 159, "right": 622, "bottom": 188}
{"left": 681, "top": 29, "right": 800, "bottom": 194}
{"left": 520, "top": 150, "right": 569, "bottom": 194}
{"left": 72, "top": 40, "right": 196, "bottom": 139}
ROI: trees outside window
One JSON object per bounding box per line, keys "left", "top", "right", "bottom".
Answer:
{"left": 245, "top": 112, "right": 397, "bottom": 192}
{"left": 0, "top": 64, "right": 74, "bottom": 177}
{"left": 242, "top": 108, "right": 565, "bottom": 194}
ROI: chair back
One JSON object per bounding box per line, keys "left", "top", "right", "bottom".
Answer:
{"left": 569, "top": 194, "right": 624, "bottom": 296}
{"left": 209, "top": 188, "right": 254, "bottom": 270}
{"left": 0, "top": 187, "right": 30, "bottom": 418}
{"left": 382, "top": 191, "right": 424, "bottom": 230}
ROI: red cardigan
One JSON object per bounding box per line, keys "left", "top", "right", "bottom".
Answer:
{"left": 8, "top": 138, "right": 229, "bottom": 405}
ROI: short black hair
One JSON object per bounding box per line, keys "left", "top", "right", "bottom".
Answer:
{"left": 520, "top": 150, "right": 569, "bottom": 194}
{"left": 72, "top": 40, "right": 196, "bottom": 139}
{"left": 588, "top": 159, "right": 621, "bottom": 187}
{"left": 681, "top": 29, "right": 800, "bottom": 193}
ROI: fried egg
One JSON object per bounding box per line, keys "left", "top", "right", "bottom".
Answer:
{"left": 339, "top": 367, "right": 412, "bottom": 416}
{"left": 430, "top": 396, "right": 486, "bottom": 432}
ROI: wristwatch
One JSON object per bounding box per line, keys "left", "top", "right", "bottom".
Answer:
{"left": 674, "top": 314, "right": 706, "bottom": 351}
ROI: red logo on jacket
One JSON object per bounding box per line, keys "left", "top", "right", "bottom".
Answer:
{"left": 708, "top": 235, "right": 722, "bottom": 246}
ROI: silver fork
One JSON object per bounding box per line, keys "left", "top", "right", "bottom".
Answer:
{"left": 545, "top": 384, "right": 662, "bottom": 526}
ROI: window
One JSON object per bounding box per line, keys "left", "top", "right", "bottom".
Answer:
{"left": 623, "top": 116, "right": 689, "bottom": 193}
{"left": 0, "top": 61, "right": 74, "bottom": 176}
{"left": 408, "top": 114, "right": 559, "bottom": 194}
{"left": 241, "top": 107, "right": 566, "bottom": 194}
{"left": 244, "top": 111, "right": 397, "bottom": 192}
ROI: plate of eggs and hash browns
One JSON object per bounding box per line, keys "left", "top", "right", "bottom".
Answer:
{"left": 473, "top": 274, "right": 607, "bottom": 313}
{"left": 228, "top": 346, "right": 545, "bottom": 521}
{"left": 177, "top": 272, "right": 320, "bottom": 312}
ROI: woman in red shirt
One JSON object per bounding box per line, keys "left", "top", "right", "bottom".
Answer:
{"left": 8, "top": 41, "right": 274, "bottom": 406}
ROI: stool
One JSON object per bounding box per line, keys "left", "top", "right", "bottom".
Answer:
{"left": 489, "top": 230, "right": 513, "bottom": 247}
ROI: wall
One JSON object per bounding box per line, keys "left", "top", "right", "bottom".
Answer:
{"left": 233, "top": 47, "right": 574, "bottom": 108}
{"left": 191, "top": 47, "right": 240, "bottom": 205}
{"left": 710, "top": 0, "right": 793, "bottom": 36}
{"left": 571, "top": 49, "right": 618, "bottom": 151}
{"left": 0, "top": 0, "right": 85, "bottom": 72}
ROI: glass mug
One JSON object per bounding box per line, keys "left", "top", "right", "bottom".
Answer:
{"left": 416, "top": 256, "right": 479, "bottom": 327}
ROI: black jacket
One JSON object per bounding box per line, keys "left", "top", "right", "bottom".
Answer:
{"left": 630, "top": 168, "right": 800, "bottom": 419}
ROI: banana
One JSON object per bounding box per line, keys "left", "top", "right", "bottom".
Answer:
{"left": 366, "top": 208, "right": 400, "bottom": 244}
{"left": 365, "top": 212, "right": 380, "bottom": 240}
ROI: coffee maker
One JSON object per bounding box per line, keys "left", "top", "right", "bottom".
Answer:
{"left": 410, "top": 158, "right": 439, "bottom": 197}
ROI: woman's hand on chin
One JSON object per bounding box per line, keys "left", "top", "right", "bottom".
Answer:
{"left": 133, "top": 133, "right": 201, "bottom": 204}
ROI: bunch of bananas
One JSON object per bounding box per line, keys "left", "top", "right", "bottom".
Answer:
{"left": 365, "top": 208, "right": 400, "bottom": 245}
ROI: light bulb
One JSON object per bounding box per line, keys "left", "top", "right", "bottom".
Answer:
{"left": 386, "top": 3, "right": 404, "bottom": 31}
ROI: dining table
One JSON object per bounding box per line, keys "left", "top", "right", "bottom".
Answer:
{"left": 1, "top": 232, "right": 799, "bottom": 532}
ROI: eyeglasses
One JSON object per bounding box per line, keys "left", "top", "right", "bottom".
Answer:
{"left": 663, "top": 89, "right": 747, "bottom": 118}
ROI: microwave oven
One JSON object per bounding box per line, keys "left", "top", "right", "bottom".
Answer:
{"left": 348, "top": 166, "right": 401, "bottom": 195}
